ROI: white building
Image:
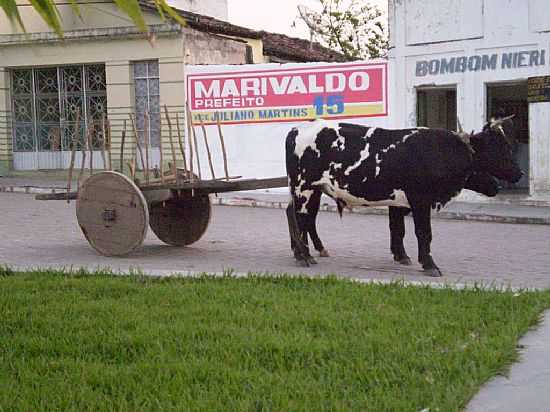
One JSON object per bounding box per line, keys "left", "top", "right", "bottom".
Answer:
{"left": 388, "top": 0, "right": 550, "bottom": 198}
{"left": 167, "top": 0, "right": 228, "bottom": 21}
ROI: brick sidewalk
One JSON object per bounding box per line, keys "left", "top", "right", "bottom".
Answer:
{"left": 1, "top": 192, "right": 549, "bottom": 288}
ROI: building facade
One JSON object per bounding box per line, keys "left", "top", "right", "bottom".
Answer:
{"left": 167, "top": 0, "right": 228, "bottom": 21}
{"left": 389, "top": 0, "right": 550, "bottom": 198}
{"left": 0, "top": 1, "right": 344, "bottom": 175}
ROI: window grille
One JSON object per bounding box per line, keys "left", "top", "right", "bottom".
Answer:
{"left": 133, "top": 60, "right": 160, "bottom": 147}
{"left": 11, "top": 65, "right": 107, "bottom": 152}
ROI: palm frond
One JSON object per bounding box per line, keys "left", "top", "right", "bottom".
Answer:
{"left": 1, "top": 0, "right": 187, "bottom": 39}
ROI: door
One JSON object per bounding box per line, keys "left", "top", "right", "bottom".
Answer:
{"left": 417, "top": 88, "right": 457, "bottom": 130}
{"left": 486, "top": 82, "right": 529, "bottom": 189}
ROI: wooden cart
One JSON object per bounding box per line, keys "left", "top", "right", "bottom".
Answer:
{"left": 36, "top": 172, "right": 287, "bottom": 256}
{"left": 34, "top": 104, "right": 289, "bottom": 256}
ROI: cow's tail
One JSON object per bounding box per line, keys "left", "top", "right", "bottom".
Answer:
{"left": 285, "top": 128, "right": 300, "bottom": 193}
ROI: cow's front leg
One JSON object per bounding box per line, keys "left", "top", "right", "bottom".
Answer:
{"left": 409, "top": 197, "right": 442, "bottom": 277}
{"left": 388, "top": 206, "right": 411, "bottom": 265}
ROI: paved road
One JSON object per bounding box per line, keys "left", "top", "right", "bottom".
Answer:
{"left": 1, "top": 193, "right": 549, "bottom": 288}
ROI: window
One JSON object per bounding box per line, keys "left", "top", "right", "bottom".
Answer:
{"left": 11, "top": 65, "right": 107, "bottom": 152}
{"left": 417, "top": 88, "right": 457, "bottom": 130}
{"left": 133, "top": 60, "right": 160, "bottom": 147}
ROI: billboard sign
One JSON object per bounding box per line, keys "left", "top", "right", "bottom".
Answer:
{"left": 186, "top": 62, "right": 388, "bottom": 125}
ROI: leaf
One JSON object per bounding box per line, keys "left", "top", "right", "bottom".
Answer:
{"left": 113, "top": 0, "right": 148, "bottom": 33}
{"left": 0, "top": 0, "right": 26, "bottom": 32}
{"left": 1, "top": 0, "right": 184, "bottom": 40}
{"left": 67, "top": 0, "right": 82, "bottom": 20}
{"left": 29, "top": 0, "right": 63, "bottom": 37}
{"left": 155, "top": 0, "right": 187, "bottom": 27}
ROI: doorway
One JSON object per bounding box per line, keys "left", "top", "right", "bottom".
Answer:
{"left": 486, "top": 82, "right": 529, "bottom": 189}
{"left": 417, "top": 87, "right": 457, "bottom": 130}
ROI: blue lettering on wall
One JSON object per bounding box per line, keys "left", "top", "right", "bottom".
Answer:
{"left": 415, "top": 50, "right": 547, "bottom": 76}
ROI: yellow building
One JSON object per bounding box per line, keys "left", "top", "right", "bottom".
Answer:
{"left": 0, "top": 1, "right": 345, "bottom": 174}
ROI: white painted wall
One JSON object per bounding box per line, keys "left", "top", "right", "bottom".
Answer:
{"left": 167, "top": 0, "right": 228, "bottom": 20}
{"left": 529, "top": 102, "right": 550, "bottom": 198}
{"left": 389, "top": 0, "right": 550, "bottom": 197}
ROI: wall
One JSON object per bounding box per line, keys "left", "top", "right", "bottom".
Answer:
{"left": 529, "top": 102, "right": 550, "bottom": 198}
{"left": 0, "top": 1, "right": 252, "bottom": 173}
{"left": 389, "top": 0, "right": 550, "bottom": 197}
{"left": 404, "top": 0, "right": 483, "bottom": 45}
{"left": 0, "top": 69, "right": 10, "bottom": 174}
{"left": 167, "top": 0, "right": 228, "bottom": 20}
{"left": 183, "top": 28, "right": 249, "bottom": 65}
{"left": 1, "top": 1, "right": 165, "bottom": 36}
{"left": 0, "top": 27, "right": 187, "bottom": 171}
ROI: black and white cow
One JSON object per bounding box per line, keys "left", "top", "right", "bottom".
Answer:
{"left": 285, "top": 117, "right": 522, "bottom": 277}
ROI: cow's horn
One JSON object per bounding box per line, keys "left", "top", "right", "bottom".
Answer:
{"left": 455, "top": 117, "right": 471, "bottom": 146}
{"left": 457, "top": 118, "right": 464, "bottom": 134}
{"left": 490, "top": 114, "right": 515, "bottom": 129}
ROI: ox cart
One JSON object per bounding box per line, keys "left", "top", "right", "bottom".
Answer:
{"left": 35, "top": 106, "right": 288, "bottom": 256}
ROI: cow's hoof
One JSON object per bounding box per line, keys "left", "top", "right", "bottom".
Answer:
{"left": 393, "top": 255, "right": 412, "bottom": 265}
{"left": 400, "top": 258, "right": 412, "bottom": 266}
{"left": 307, "top": 256, "right": 318, "bottom": 265}
{"left": 423, "top": 267, "right": 443, "bottom": 277}
{"left": 319, "top": 249, "right": 330, "bottom": 257}
{"left": 397, "top": 256, "right": 412, "bottom": 265}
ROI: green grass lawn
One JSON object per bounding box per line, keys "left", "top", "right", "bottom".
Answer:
{"left": 1, "top": 268, "right": 549, "bottom": 412}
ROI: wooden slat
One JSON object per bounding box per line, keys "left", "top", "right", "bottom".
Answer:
{"left": 36, "top": 176, "right": 289, "bottom": 200}
{"left": 140, "top": 176, "right": 288, "bottom": 193}
{"left": 36, "top": 192, "right": 79, "bottom": 201}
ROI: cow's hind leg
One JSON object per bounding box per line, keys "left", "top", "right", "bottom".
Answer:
{"left": 389, "top": 206, "right": 411, "bottom": 265}
{"left": 306, "top": 191, "right": 329, "bottom": 257}
{"left": 296, "top": 212, "right": 317, "bottom": 265}
{"left": 286, "top": 200, "right": 316, "bottom": 266}
{"left": 408, "top": 195, "right": 442, "bottom": 277}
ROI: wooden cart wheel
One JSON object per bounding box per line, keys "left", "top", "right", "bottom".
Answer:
{"left": 149, "top": 193, "right": 211, "bottom": 246}
{"left": 76, "top": 171, "right": 149, "bottom": 256}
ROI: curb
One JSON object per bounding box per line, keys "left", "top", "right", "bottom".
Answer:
{"left": 212, "top": 197, "right": 550, "bottom": 225}
{"left": 0, "top": 185, "right": 68, "bottom": 194}
{"left": 3, "top": 185, "right": 550, "bottom": 225}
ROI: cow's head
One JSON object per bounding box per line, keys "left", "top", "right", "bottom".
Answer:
{"left": 470, "top": 115, "right": 523, "bottom": 183}
{"left": 464, "top": 172, "right": 499, "bottom": 197}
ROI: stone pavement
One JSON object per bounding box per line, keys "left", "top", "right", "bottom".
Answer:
{"left": 1, "top": 192, "right": 549, "bottom": 286}
{"left": 466, "top": 310, "right": 550, "bottom": 412}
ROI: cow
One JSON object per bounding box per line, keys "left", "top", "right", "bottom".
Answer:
{"left": 285, "top": 116, "right": 522, "bottom": 277}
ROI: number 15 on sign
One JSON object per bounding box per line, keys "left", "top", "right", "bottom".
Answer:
{"left": 313, "top": 95, "right": 345, "bottom": 116}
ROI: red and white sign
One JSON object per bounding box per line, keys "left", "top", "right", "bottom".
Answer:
{"left": 186, "top": 62, "right": 388, "bottom": 125}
